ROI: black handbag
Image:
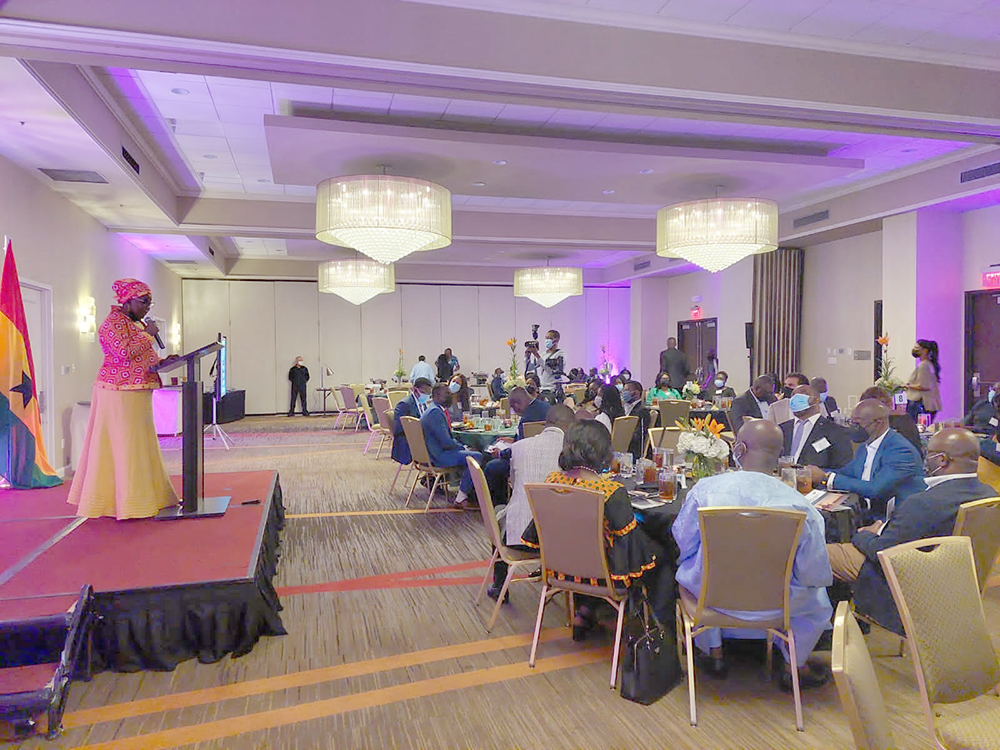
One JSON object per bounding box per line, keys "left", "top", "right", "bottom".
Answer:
{"left": 619, "top": 588, "right": 681, "bottom": 705}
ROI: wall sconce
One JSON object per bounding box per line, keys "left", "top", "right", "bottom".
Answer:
{"left": 170, "top": 321, "right": 182, "bottom": 352}
{"left": 78, "top": 296, "right": 96, "bottom": 342}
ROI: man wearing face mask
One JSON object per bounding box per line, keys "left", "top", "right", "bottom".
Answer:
{"left": 826, "top": 428, "right": 993, "bottom": 635}
{"left": 964, "top": 381, "right": 1000, "bottom": 434}
{"left": 781, "top": 385, "right": 853, "bottom": 470}
{"left": 391, "top": 377, "right": 433, "bottom": 467}
{"left": 483, "top": 386, "right": 550, "bottom": 504}
{"left": 673, "top": 420, "right": 833, "bottom": 689}
{"left": 778, "top": 372, "right": 809, "bottom": 400}
{"left": 810, "top": 377, "right": 839, "bottom": 419}
{"left": 420, "top": 384, "right": 483, "bottom": 509}
{"left": 807, "top": 399, "right": 925, "bottom": 521}
{"left": 729, "top": 375, "right": 776, "bottom": 431}
{"left": 526, "top": 329, "right": 565, "bottom": 403}
{"left": 621, "top": 380, "right": 651, "bottom": 460}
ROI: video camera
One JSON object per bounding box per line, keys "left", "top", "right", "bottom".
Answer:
{"left": 524, "top": 323, "right": 540, "bottom": 351}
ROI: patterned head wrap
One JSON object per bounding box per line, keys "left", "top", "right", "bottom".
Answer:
{"left": 112, "top": 278, "right": 151, "bottom": 305}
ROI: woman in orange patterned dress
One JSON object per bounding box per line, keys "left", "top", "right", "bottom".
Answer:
{"left": 521, "top": 420, "right": 673, "bottom": 638}
{"left": 68, "top": 279, "right": 179, "bottom": 519}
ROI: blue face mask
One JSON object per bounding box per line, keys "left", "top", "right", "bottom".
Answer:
{"left": 788, "top": 393, "right": 812, "bottom": 413}
{"left": 448, "top": 382, "right": 461, "bottom": 394}
{"left": 819, "top": 391, "right": 829, "bottom": 401}
{"left": 714, "top": 379, "right": 725, "bottom": 388}
{"left": 416, "top": 392, "right": 431, "bottom": 405}
{"left": 544, "top": 339, "right": 554, "bottom": 351}
{"left": 616, "top": 383, "right": 624, "bottom": 392}
{"left": 621, "top": 390, "right": 634, "bottom": 403}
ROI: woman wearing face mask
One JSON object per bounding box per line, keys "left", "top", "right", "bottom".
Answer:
{"left": 646, "top": 372, "right": 682, "bottom": 404}
{"left": 594, "top": 382, "right": 625, "bottom": 434}
{"left": 707, "top": 370, "right": 737, "bottom": 402}
{"left": 445, "top": 373, "right": 470, "bottom": 423}
{"left": 905, "top": 339, "right": 941, "bottom": 424}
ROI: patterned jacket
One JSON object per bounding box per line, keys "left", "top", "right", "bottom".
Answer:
{"left": 96, "top": 307, "right": 161, "bottom": 390}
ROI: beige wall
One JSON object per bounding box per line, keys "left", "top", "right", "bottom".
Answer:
{"left": 801, "top": 231, "right": 883, "bottom": 408}
{"left": 0, "top": 152, "right": 181, "bottom": 472}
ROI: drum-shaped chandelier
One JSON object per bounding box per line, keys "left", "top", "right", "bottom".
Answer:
{"left": 513, "top": 266, "right": 583, "bottom": 308}
{"left": 657, "top": 197, "right": 778, "bottom": 273}
{"left": 317, "top": 259, "right": 395, "bottom": 306}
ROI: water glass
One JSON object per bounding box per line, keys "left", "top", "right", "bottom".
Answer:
{"left": 780, "top": 467, "right": 797, "bottom": 489}
{"left": 619, "top": 452, "right": 635, "bottom": 478}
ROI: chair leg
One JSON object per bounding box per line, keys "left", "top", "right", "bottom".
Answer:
{"left": 487, "top": 564, "right": 518, "bottom": 632}
{"left": 375, "top": 434, "right": 387, "bottom": 460}
{"left": 425, "top": 474, "right": 443, "bottom": 512}
{"left": 766, "top": 632, "right": 773, "bottom": 675}
{"left": 332, "top": 411, "right": 343, "bottom": 429}
{"left": 389, "top": 462, "right": 405, "bottom": 494}
{"left": 786, "top": 631, "right": 804, "bottom": 732}
{"left": 684, "top": 618, "right": 698, "bottom": 726}
{"left": 364, "top": 430, "right": 377, "bottom": 454}
{"left": 475, "top": 549, "right": 500, "bottom": 606}
{"left": 529, "top": 584, "right": 549, "bottom": 667}
{"left": 609, "top": 598, "right": 627, "bottom": 689}
{"left": 404, "top": 470, "right": 420, "bottom": 507}
{"left": 355, "top": 412, "right": 363, "bottom": 432}
{"left": 566, "top": 591, "right": 574, "bottom": 627}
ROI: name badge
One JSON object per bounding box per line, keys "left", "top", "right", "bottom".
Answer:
{"left": 990, "top": 417, "right": 999, "bottom": 427}
{"left": 812, "top": 437, "right": 831, "bottom": 453}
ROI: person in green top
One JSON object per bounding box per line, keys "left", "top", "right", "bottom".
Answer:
{"left": 646, "top": 372, "right": 682, "bottom": 403}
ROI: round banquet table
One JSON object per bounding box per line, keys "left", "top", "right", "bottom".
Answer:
{"left": 451, "top": 426, "right": 517, "bottom": 452}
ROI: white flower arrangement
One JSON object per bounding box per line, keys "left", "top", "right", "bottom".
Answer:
{"left": 681, "top": 381, "right": 702, "bottom": 401}
{"left": 677, "top": 431, "right": 730, "bottom": 461}
{"left": 676, "top": 415, "right": 730, "bottom": 479}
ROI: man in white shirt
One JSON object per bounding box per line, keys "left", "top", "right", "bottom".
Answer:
{"left": 780, "top": 385, "right": 853, "bottom": 470}
{"left": 409, "top": 355, "right": 436, "bottom": 384}
{"left": 527, "top": 329, "right": 565, "bottom": 398}
{"left": 488, "top": 404, "right": 576, "bottom": 600}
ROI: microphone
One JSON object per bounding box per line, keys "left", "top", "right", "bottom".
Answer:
{"left": 144, "top": 318, "right": 165, "bottom": 349}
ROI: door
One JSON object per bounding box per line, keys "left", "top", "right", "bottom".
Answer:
{"left": 677, "top": 318, "right": 719, "bottom": 384}
{"left": 20, "top": 282, "right": 56, "bottom": 466}
{"left": 965, "top": 291, "right": 1000, "bottom": 412}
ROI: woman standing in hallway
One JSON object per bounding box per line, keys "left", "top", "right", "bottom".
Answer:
{"left": 905, "top": 339, "right": 941, "bottom": 423}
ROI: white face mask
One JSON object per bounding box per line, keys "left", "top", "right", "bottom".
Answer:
{"left": 448, "top": 381, "right": 461, "bottom": 394}
{"left": 594, "top": 395, "right": 603, "bottom": 408}
{"left": 714, "top": 379, "right": 725, "bottom": 388}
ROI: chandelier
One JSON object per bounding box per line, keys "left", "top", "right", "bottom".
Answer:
{"left": 513, "top": 267, "right": 583, "bottom": 308}
{"left": 657, "top": 198, "right": 778, "bottom": 273}
{"left": 315, "top": 174, "right": 452, "bottom": 264}
{"left": 318, "top": 259, "right": 395, "bottom": 305}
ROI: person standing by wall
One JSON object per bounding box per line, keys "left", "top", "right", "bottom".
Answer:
{"left": 287, "top": 356, "right": 310, "bottom": 416}
{"left": 905, "top": 339, "right": 941, "bottom": 423}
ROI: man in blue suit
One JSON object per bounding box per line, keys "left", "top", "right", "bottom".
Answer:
{"left": 808, "top": 399, "right": 924, "bottom": 521}
{"left": 391, "top": 377, "right": 433, "bottom": 467}
{"left": 420, "top": 384, "right": 482, "bottom": 508}
{"left": 483, "top": 387, "right": 551, "bottom": 504}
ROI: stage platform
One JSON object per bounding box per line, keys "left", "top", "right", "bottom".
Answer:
{"left": 0, "top": 471, "right": 285, "bottom": 672}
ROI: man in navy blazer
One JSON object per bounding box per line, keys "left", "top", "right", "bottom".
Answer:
{"left": 827, "top": 428, "right": 994, "bottom": 634}
{"left": 419, "top": 384, "right": 482, "bottom": 508}
{"left": 391, "top": 378, "right": 433, "bottom": 466}
{"left": 483, "top": 387, "right": 551, "bottom": 504}
{"left": 808, "top": 399, "right": 924, "bottom": 520}
{"left": 780, "top": 385, "right": 853, "bottom": 471}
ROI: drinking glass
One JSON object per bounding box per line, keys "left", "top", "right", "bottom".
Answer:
{"left": 796, "top": 467, "right": 812, "bottom": 495}
{"left": 658, "top": 470, "right": 678, "bottom": 501}
{"left": 778, "top": 455, "right": 795, "bottom": 471}
{"left": 781, "top": 467, "right": 797, "bottom": 489}
{"left": 619, "top": 452, "right": 634, "bottom": 478}
{"left": 643, "top": 459, "right": 658, "bottom": 485}
{"left": 611, "top": 453, "right": 622, "bottom": 474}
{"left": 653, "top": 447, "right": 665, "bottom": 468}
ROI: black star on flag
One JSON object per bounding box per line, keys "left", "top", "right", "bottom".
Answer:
{"left": 10, "top": 370, "right": 33, "bottom": 409}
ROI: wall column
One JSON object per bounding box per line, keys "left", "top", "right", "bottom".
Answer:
{"left": 629, "top": 276, "right": 670, "bottom": 386}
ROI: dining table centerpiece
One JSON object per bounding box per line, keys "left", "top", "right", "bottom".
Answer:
{"left": 676, "top": 415, "right": 730, "bottom": 480}
{"left": 874, "top": 333, "right": 905, "bottom": 394}
{"left": 392, "top": 348, "right": 406, "bottom": 383}
{"left": 503, "top": 337, "right": 526, "bottom": 391}
{"left": 681, "top": 380, "right": 702, "bottom": 402}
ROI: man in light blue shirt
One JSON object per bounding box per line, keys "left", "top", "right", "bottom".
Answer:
{"left": 409, "top": 355, "right": 436, "bottom": 384}
{"left": 673, "top": 419, "right": 833, "bottom": 689}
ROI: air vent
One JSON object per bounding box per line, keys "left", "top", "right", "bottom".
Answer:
{"left": 38, "top": 169, "right": 108, "bottom": 184}
{"left": 793, "top": 210, "right": 830, "bottom": 229}
{"left": 960, "top": 162, "right": 1000, "bottom": 183}
{"left": 165, "top": 260, "right": 199, "bottom": 265}
{"left": 633, "top": 259, "right": 652, "bottom": 272}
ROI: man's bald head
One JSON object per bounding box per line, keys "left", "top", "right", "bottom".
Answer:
{"left": 927, "top": 427, "right": 981, "bottom": 475}
{"left": 851, "top": 399, "right": 890, "bottom": 443}
{"left": 508, "top": 387, "right": 531, "bottom": 414}
{"left": 545, "top": 404, "right": 577, "bottom": 431}
{"left": 751, "top": 375, "right": 775, "bottom": 401}
{"left": 735, "top": 419, "right": 785, "bottom": 474}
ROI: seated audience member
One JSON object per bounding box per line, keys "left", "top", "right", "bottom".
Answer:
{"left": 703, "top": 370, "right": 737, "bottom": 402}
{"left": 483, "top": 387, "right": 551, "bottom": 504}
{"left": 489, "top": 368, "right": 506, "bottom": 401}
{"left": 860, "top": 386, "right": 923, "bottom": 456}
{"left": 525, "top": 372, "right": 541, "bottom": 398}
{"left": 488, "top": 404, "right": 577, "bottom": 599}
{"left": 729, "top": 375, "right": 776, "bottom": 431}
{"left": 419, "top": 384, "right": 483, "bottom": 509}
{"left": 391, "top": 377, "right": 433, "bottom": 466}
{"left": 521, "top": 420, "right": 674, "bottom": 635}
{"left": 594, "top": 382, "right": 625, "bottom": 434}
{"left": 808, "top": 399, "right": 925, "bottom": 520}
{"left": 964, "top": 381, "right": 1000, "bottom": 434}
{"left": 810, "top": 377, "right": 839, "bottom": 418}
{"left": 781, "top": 385, "right": 853, "bottom": 470}
{"left": 445, "top": 373, "right": 471, "bottom": 423}
{"left": 617, "top": 368, "right": 632, "bottom": 385}
{"left": 981, "top": 434, "right": 1000, "bottom": 467}
{"left": 622, "top": 380, "right": 652, "bottom": 460}
{"left": 577, "top": 379, "right": 600, "bottom": 412}
{"left": 779, "top": 372, "right": 809, "bottom": 400}
{"left": 827, "top": 428, "right": 994, "bottom": 634}
{"left": 673, "top": 419, "right": 832, "bottom": 689}
{"left": 646, "top": 372, "right": 681, "bottom": 404}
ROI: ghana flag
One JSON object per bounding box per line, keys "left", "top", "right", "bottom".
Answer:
{"left": 1, "top": 239, "right": 61, "bottom": 488}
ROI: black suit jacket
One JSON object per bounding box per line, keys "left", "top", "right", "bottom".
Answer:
{"left": 780, "top": 416, "right": 853, "bottom": 470}
{"left": 851, "top": 476, "right": 995, "bottom": 634}
{"left": 625, "top": 403, "right": 652, "bottom": 460}
{"left": 659, "top": 348, "right": 690, "bottom": 391}
{"left": 889, "top": 414, "right": 923, "bottom": 457}
{"left": 729, "top": 390, "right": 764, "bottom": 432}
{"left": 517, "top": 397, "right": 551, "bottom": 439}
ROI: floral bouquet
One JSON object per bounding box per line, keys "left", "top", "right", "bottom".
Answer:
{"left": 676, "top": 416, "right": 730, "bottom": 480}
{"left": 504, "top": 337, "right": 526, "bottom": 390}
{"left": 681, "top": 381, "right": 702, "bottom": 401}
{"left": 874, "top": 334, "right": 904, "bottom": 393}
{"left": 393, "top": 348, "right": 406, "bottom": 383}
{"left": 598, "top": 344, "right": 613, "bottom": 381}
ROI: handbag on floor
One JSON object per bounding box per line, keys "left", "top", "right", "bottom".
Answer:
{"left": 619, "top": 587, "right": 681, "bottom": 705}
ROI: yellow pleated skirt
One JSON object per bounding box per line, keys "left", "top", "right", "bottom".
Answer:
{"left": 68, "top": 386, "right": 179, "bottom": 520}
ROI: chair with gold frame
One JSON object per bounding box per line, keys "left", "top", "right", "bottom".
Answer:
{"left": 952, "top": 496, "right": 1000, "bottom": 593}
{"left": 399, "top": 416, "right": 460, "bottom": 512}
{"left": 610, "top": 416, "right": 638, "bottom": 454}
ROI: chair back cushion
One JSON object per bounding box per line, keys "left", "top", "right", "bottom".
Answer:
{"left": 387, "top": 390, "right": 408, "bottom": 409}
{"left": 658, "top": 400, "right": 691, "bottom": 430}
{"left": 467, "top": 457, "right": 503, "bottom": 550}
{"left": 952, "top": 496, "right": 1000, "bottom": 592}
{"left": 524, "top": 483, "right": 611, "bottom": 588}
{"left": 372, "top": 397, "right": 392, "bottom": 430}
{"left": 400, "top": 416, "right": 432, "bottom": 465}
{"left": 647, "top": 427, "right": 681, "bottom": 451}
{"left": 831, "top": 602, "right": 895, "bottom": 750}
{"left": 698, "top": 507, "right": 805, "bottom": 621}
{"left": 879, "top": 536, "right": 1000, "bottom": 704}
{"left": 611, "top": 416, "right": 638, "bottom": 453}
{"left": 521, "top": 421, "right": 545, "bottom": 439}
{"left": 338, "top": 386, "right": 357, "bottom": 409}
{"left": 976, "top": 456, "right": 1000, "bottom": 493}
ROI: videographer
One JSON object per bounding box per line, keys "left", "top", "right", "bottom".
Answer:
{"left": 526, "top": 328, "right": 566, "bottom": 404}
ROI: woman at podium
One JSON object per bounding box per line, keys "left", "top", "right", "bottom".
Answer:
{"left": 68, "top": 279, "right": 179, "bottom": 519}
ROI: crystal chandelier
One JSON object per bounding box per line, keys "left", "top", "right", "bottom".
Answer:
{"left": 513, "top": 267, "right": 583, "bottom": 308}
{"left": 657, "top": 198, "right": 778, "bottom": 273}
{"left": 318, "top": 259, "right": 395, "bottom": 305}
{"left": 315, "top": 174, "right": 452, "bottom": 264}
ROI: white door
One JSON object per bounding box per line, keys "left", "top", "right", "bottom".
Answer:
{"left": 20, "top": 283, "right": 56, "bottom": 467}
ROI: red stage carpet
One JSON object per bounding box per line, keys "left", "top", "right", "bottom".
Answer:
{"left": 0, "top": 471, "right": 285, "bottom": 672}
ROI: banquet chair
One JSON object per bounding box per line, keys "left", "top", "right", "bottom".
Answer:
{"left": 642, "top": 411, "right": 660, "bottom": 458}
{"left": 399, "top": 416, "right": 458, "bottom": 512}
{"left": 387, "top": 390, "right": 409, "bottom": 410}
{"left": 611, "top": 416, "right": 638, "bottom": 454}
{"left": 951, "top": 496, "right": 1000, "bottom": 593}
{"left": 647, "top": 427, "right": 681, "bottom": 453}
{"left": 524, "top": 483, "right": 629, "bottom": 689}
{"left": 360, "top": 398, "right": 385, "bottom": 455}
{"left": 0, "top": 585, "right": 94, "bottom": 740}
{"left": 349, "top": 385, "right": 368, "bottom": 431}
{"left": 499, "top": 398, "right": 510, "bottom": 419}
{"left": 658, "top": 399, "right": 691, "bottom": 430}
{"left": 334, "top": 386, "right": 363, "bottom": 430}
{"left": 977, "top": 456, "right": 1000, "bottom": 494}
{"left": 521, "top": 421, "right": 545, "bottom": 439}
{"left": 676, "top": 507, "right": 808, "bottom": 730}
{"left": 467, "top": 457, "right": 541, "bottom": 631}
{"left": 369, "top": 397, "right": 393, "bottom": 459}
{"left": 830, "top": 601, "right": 895, "bottom": 750}
{"left": 878, "top": 536, "right": 1000, "bottom": 750}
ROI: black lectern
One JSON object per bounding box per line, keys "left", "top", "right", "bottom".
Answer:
{"left": 152, "top": 336, "right": 231, "bottom": 519}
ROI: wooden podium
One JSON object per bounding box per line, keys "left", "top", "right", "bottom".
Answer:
{"left": 152, "top": 336, "right": 231, "bottom": 519}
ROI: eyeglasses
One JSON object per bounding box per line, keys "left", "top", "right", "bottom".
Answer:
{"left": 133, "top": 296, "right": 153, "bottom": 306}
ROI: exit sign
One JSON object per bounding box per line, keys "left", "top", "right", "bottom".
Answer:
{"left": 690, "top": 305, "right": 703, "bottom": 320}
{"left": 983, "top": 269, "right": 1000, "bottom": 288}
